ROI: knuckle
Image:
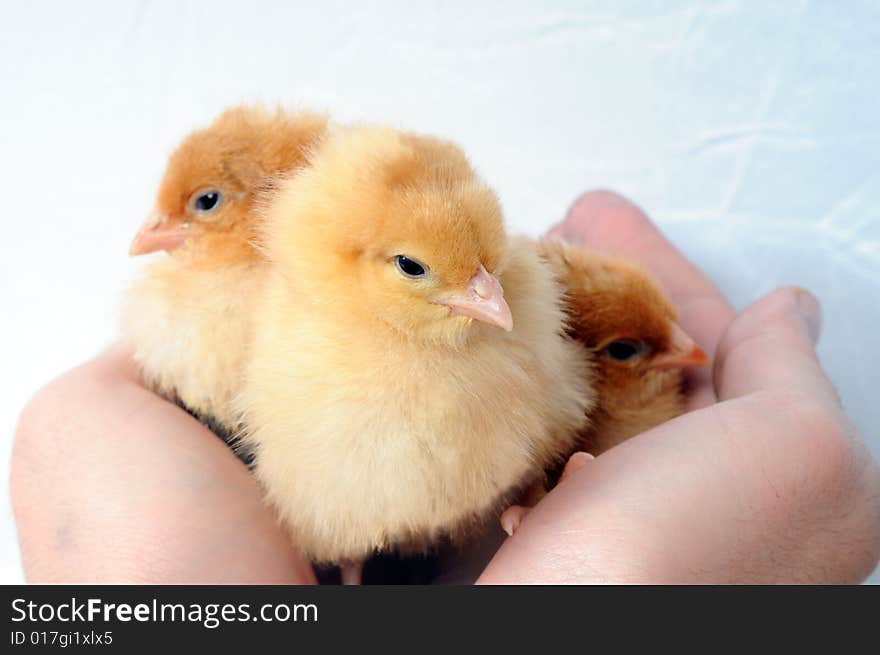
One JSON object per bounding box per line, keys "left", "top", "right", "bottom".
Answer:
{"left": 751, "top": 389, "right": 880, "bottom": 580}
{"left": 13, "top": 383, "right": 58, "bottom": 465}
{"left": 11, "top": 364, "right": 100, "bottom": 498}
{"left": 757, "top": 389, "right": 853, "bottom": 484}
{"left": 10, "top": 387, "right": 53, "bottom": 517}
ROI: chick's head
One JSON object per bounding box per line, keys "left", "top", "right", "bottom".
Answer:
{"left": 264, "top": 127, "right": 512, "bottom": 345}
{"left": 541, "top": 241, "right": 708, "bottom": 392}
{"left": 130, "top": 105, "right": 327, "bottom": 266}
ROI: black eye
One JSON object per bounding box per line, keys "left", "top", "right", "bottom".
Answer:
{"left": 604, "top": 339, "right": 645, "bottom": 361}
{"left": 395, "top": 255, "right": 427, "bottom": 278}
{"left": 194, "top": 191, "right": 222, "bottom": 212}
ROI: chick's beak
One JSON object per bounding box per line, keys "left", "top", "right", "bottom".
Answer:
{"left": 129, "top": 211, "right": 188, "bottom": 256}
{"left": 437, "top": 265, "right": 514, "bottom": 332}
{"left": 650, "top": 323, "right": 710, "bottom": 370}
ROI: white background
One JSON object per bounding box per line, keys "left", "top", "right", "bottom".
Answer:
{"left": 1, "top": 1, "right": 877, "bottom": 583}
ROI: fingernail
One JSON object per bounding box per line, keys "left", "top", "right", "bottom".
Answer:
{"left": 500, "top": 516, "right": 515, "bottom": 537}
{"left": 795, "top": 288, "right": 822, "bottom": 343}
{"left": 570, "top": 451, "right": 595, "bottom": 464}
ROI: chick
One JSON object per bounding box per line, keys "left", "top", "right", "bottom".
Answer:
{"left": 238, "top": 126, "right": 594, "bottom": 583}
{"left": 499, "top": 239, "right": 709, "bottom": 536}
{"left": 121, "top": 106, "right": 327, "bottom": 431}
{"left": 539, "top": 239, "right": 708, "bottom": 454}
{"left": 129, "top": 105, "right": 328, "bottom": 261}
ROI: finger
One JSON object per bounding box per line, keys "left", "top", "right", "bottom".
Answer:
{"left": 12, "top": 345, "right": 317, "bottom": 584}
{"left": 714, "top": 286, "right": 836, "bottom": 404}
{"left": 548, "top": 191, "right": 734, "bottom": 407}
{"left": 559, "top": 451, "right": 594, "bottom": 482}
{"left": 549, "top": 191, "right": 722, "bottom": 308}
{"left": 500, "top": 505, "right": 530, "bottom": 537}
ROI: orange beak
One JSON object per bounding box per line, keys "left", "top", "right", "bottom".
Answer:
{"left": 649, "top": 323, "right": 710, "bottom": 370}
{"left": 129, "top": 211, "right": 189, "bottom": 256}
{"left": 436, "top": 265, "right": 514, "bottom": 332}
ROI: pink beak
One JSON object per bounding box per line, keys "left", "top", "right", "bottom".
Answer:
{"left": 650, "top": 323, "right": 709, "bottom": 370}
{"left": 129, "top": 211, "right": 188, "bottom": 256}
{"left": 437, "top": 265, "right": 513, "bottom": 332}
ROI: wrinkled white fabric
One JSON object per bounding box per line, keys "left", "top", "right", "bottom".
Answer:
{"left": 1, "top": 1, "right": 876, "bottom": 583}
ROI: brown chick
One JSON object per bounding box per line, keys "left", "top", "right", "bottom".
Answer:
{"left": 539, "top": 238, "right": 708, "bottom": 455}
{"left": 499, "top": 239, "right": 709, "bottom": 536}
{"left": 128, "top": 104, "right": 328, "bottom": 262}
{"left": 121, "top": 105, "right": 328, "bottom": 431}
{"left": 237, "top": 126, "right": 595, "bottom": 584}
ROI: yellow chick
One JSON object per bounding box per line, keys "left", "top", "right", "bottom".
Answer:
{"left": 121, "top": 105, "right": 327, "bottom": 431}
{"left": 237, "top": 126, "right": 594, "bottom": 583}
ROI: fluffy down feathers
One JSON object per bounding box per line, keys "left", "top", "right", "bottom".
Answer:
{"left": 121, "top": 105, "right": 327, "bottom": 430}
{"left": 497, "top": 240, "right": 709, "bottom": 539}
{"left": 539, "top": 239, "right": 707, "bottom": 454}
{"left": 144, "top": 105, "right": 328, "bottom": 265}
{"left": 238, "top": 127, "right": 594, "bottom": 563}
{"left": 121, "top": 260, "right": 263, "bottom": 428}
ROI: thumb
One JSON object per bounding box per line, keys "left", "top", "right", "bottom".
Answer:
{"left": 714, "top": 286, "right": 837, "bottom": 404}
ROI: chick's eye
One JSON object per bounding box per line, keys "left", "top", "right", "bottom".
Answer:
{"left": 604, "top": 339, "right": 645, "bottom": 362}
{"left": 395, "top": 255, "right": 427, "bottom": 278}
{"left": 193, "top": 190, "right": 222, "bottom": 212}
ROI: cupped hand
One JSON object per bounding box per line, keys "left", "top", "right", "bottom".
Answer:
{"left": 12, "top": 192, "right": 880, "bottom": 584}
{"left": 478, "top": 191, "right": 880, "bottom": 583}
{"left": 11, "top": 344, "right": 316, "bottom": 583}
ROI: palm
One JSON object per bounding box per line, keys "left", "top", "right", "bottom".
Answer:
{"left": 475, "top": 192, "right": 877, "bottom": 584}
{"left": 12, "top": 345, "right": 316, "bottom": 583}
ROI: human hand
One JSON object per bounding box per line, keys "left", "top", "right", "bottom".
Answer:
{"left": 13, "top": 193, "right": 880, "bottom": 585}
{"left": 11, "top": 344, "right": 316, "bottom": 583}
{"left": 478, "top": 191, "right": 880, "bottom": 583}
